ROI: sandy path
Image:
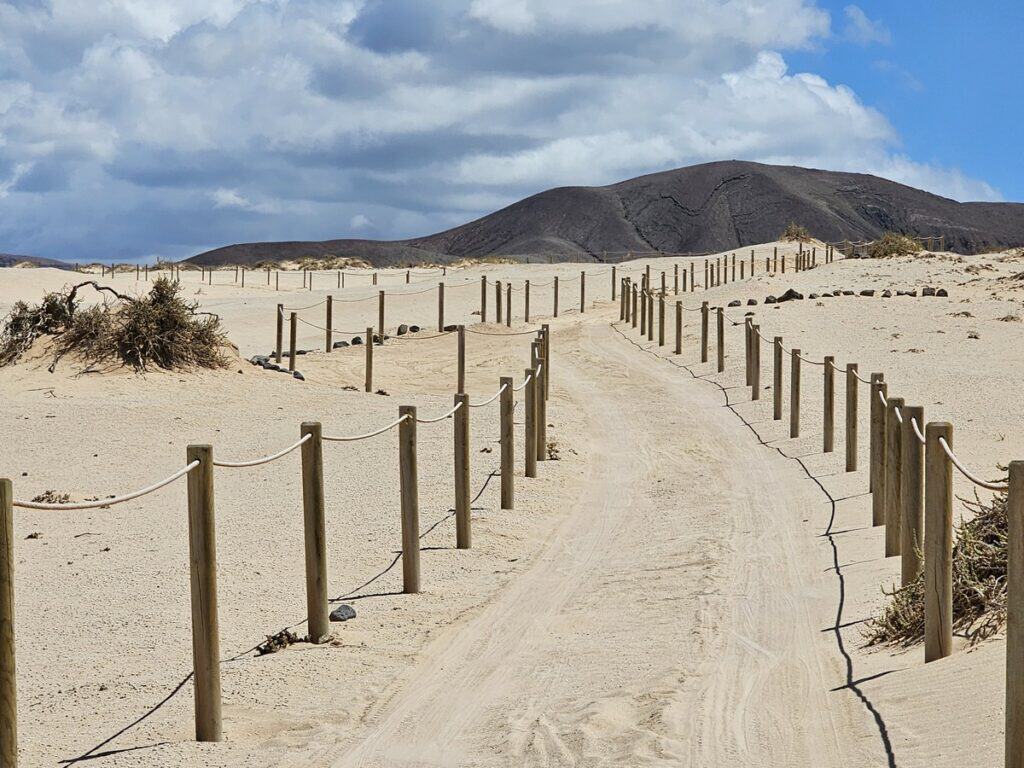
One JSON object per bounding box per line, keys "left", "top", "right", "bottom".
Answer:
{"left": 289, "top": 317, "right": 881, "bottom": 767}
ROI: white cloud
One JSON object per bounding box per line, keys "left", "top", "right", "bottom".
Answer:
{"left": 349, "top": 213, "right": 373, "bottom": 230}
{"left": 843, "top": 5, "right": 891, "bottom": 45}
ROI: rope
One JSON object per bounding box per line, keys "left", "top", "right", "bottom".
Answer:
{"left": 416, "top": 401, "right": 463, "bottom": 424}
{"left": 282, "top": 299, "right": 327, "bottom": 311}
{"left": 390, "top": 330, "right": 454, "bottom": 341}
{"left": 512, "top": 373, "right": 533, "bottom": 392}
{"left": 938, "top": 436, "right": 1009, "bottom": 491}
{"left": 910, "top": 416, "right": 926, "bottom": 444}
{"left": 13, "top": 461, "right": 200, "bottom": 510}
{"left": 893, "top": 405, "right": 904, "bottom": 424}
{"left": 878, "top": 388, "right": 888, "bottom": 407}
{"left": 469, "top": 383, "right": 508, "bottom": 407}
{"left": 464, "top": 327, "right": 542, "bottom": 337}
{"left": 322, "top": 415, "right": 409, "bottom": 442}
{"left": 213, "top": 434, "right": 311, "bottom": 468}
{"left": 853, "top": 369, "right": 874, "bottom": 385}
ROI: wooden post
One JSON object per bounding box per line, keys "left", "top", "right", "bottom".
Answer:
{"left": 700, "top": 302, "right": 709, "bottom": 363}
{"left": 823, "top": 356, "right": 835, "bottom": 453}
{"left": 276, "top": 272, "right": 279, "bottom": 290}
{"left": 871, "top": 378, "right": 888, "bottom": 525}
{"left": 325, "top": 295, "right": 333, "bottom": 352}
{"left": 704, "top": 260, "right": 708, "bottom": 288}
{"left": 675, "top": 302, "right": 682, "bottom": 355}
{"left": 506, "top": 283, "right": 512, "bottom": 327}
{"left": 658, "top": 295, "right": 666, "bottom": 347}
{"left": 454, "top": 394, "right": 471, "bottom": 549}
{"left": 525, "top": 368, "right": 537, "bottom": 478}
{"left": 554, "top": 276, "right": 559, "bottom": 317}
{"left": 660, "top": 271, "right": 666, "bottom": 295}
{"left": 901, "top": 405, "right": 925, "bottom": 586}
{"left": 612, "top": 266, "right": 617, "bottom": 300}
{"left": 924, "top": 422, "right": 953, "bottom": 662}
{"left": 364, "top": 326, "right": 373, "bottom": 392}
{"left": 480, "top": 276, "right": 487, "bottom": 322}
{"left": 288, "top": 313, "right": 297, "bottom": 372}
{"left": 631, "top": 284, "right": 637, "bottom": 328}
{"left": 846, "top": 364, "right": 858, "bottom": 471}
{"left": 673, "top": 263, "right": 679, "bottom": 294}
{"left": 1006, "top": 462, "right": 1024, "bottom": 763}
{"left": 536, "top": 348, "right": 547, "bottom": 462}
{"left": 399, "top": 406, "right": 420, "bottom": 594}
{"left": 773, "top": 337, "right": 783, "bottom": 420}
{"left": 438, "top": 282, "right": 445, "bottom": 332}
{"left": 716, "top": 307, "right": 724, "bottom": 372}
{"left": 185, "top": 445, "right": 222, "bottom": 742}
{"left": 500, "top": 377, "right": 514, "bottom": 509}
{"left": 457, "top": 326, "right": 466, "bottom": 393}
{"left": 885, "top": 397, "right": 905, "bottom": 557}
{"left": 542, "top": 324, "right": 551, "bottom": 401}
{"left": 751, "top": 326, "right": 760, "bottom": 400}
{"left": 689, "top": 262, "right": 694, "bottom": 291}
{"left": 378, "top": 290, "right": 385, "bottom": 342}
{"left": 0, "top": 479, "right": 16, "bottom": 766}
{"left": 300, "top": 422, "right": 329, "bottom": 642}
{"left": 373, "top": 272, "right": 378, "bottom": 286}
{"left": 580, "top": 270, "right": 586, "bottom": 313}
{"left": 790, "top": 349, "right": 801, "bottom": 437}
{"left": 869, "top": 374, "right": 884, "bottom": 492}
{"left": 525, "top": 280, "right": 530, "bottom": 323}
{"left": 640, "top": 290, "right": 647, "bottom": 336}
{"left": 744, "top": 319, "right": 752, "bottom": 386}
{"left": 495, "top": 280, "right": 503, "bottom": 324}
{"left": 275, "top": 304, "right": 284, "bottom": 364}
{"left": 406, "top": 270, "right": 410, "bottom": 284}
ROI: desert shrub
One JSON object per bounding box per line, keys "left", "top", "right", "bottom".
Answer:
{"left": 0, "top": 277, "right": 228, "bottom": 372}
{"left": 868, "top": 232, "right": 921, "bottom": 259}
{"left": 864, "top": 492, "right": 1009, "bottom": 647}
{"left": 780, "top": 223, "right": 811, "bottom": 242}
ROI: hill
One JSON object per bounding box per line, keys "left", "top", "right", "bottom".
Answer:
{"left": 187, "top": 160, "right": 1024, "bottom": 266}
{"left": 0, "top": 253, "right": 74, "bottom": 270}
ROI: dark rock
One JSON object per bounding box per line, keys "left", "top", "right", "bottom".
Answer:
{"left": 808, "top": 293, "right": 819, "bottom": 300}
{"left": 778, "top": 288, "right": 804, "bottom": 302}
{"left": 908, "top": 290, "right": 918, "bottom": 297}
{"left": 765, "top": 295, "right": 777, "bottom": 304}
{"left": 747, "top": 298, "right": 758, "bottom": 305}
{"left": 936, "top": 288, "right": 948, "bottom": 297}
{"left": 728, "top": 300, "right": 742, "bottom": 307}
{"left": 881, "top": 290, "right": 892, "bottom": 298}
{"left": 860, "top": 289, "right": 875, "bottom": 297}
{"left": 396, "top": 324, "right": 409, "bottom": 336}
{"left": 292, "top": 371, "right": 305, "bottom": 381}
{"left": 333, "top": 340, "right": 349, "bottom": 349}
{"left": 372, "top": 334, "right": 382, "bottom": 344}
{"left": 295, "top": 349, "right": 310, "bottom": 356}
{"left": 443, "top": 324, "right": 459, "bottom": 332}
{"left": 352, "top": 336, "right": 363, "bottom": 345}
{"left": 330, "top": 604, "right": 356, "bottom": 622}
{"left": 409, "top": 325, "right": 421, "bottom": 333}
{"left": 922, "top": 286, "right": 936, "bottom": 297}
{"left": 896, "top": 290, "right": 910, "bottom": 296}
{"left": 842, "top": 290, "right": 855, "bottom": 296}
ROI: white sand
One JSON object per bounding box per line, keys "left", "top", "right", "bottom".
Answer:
{"left": 0, "top": 241, "right": 1018, "bottom": 765}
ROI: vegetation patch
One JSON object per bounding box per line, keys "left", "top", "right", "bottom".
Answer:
{"left": 867, "top": 232, "right": 921, "bottom": 259}
{"left": 865, "top": 492, "right": 1009, "bottom": 648}
{"left": 780, "top": 223, "right": 811, "bottom": 242}
{"left": 256, "top": 628, "right": 304, "bottom": 656}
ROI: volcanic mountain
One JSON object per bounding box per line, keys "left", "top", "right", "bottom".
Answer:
{"left": 186, "top": 161, "right": 1024, "bottom": 266}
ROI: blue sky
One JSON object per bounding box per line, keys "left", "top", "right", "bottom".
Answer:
{"left": 0, "top": 1, "right": 1019, "bottom": 262}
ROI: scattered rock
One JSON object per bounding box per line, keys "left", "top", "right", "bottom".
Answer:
{"left": 728, "top": 300, "right": 742, "bottom": 307}
{"left": 443, "top": 324, "right": 459, "bottom": 332}
{"left": 998, "top": 315, "right": 1021, "bottom": 322}
{"left": 25, "top": 532, "right": 41, "bottom": 540}
{"left": 860, "top": 289, "right": 875, "bottom": 297}
{"left": 778, "top": 288, "right": 804, "bottom": 302}
{"left": 409, "top": 325, "right": 421, "bottom": 333}
{"left": 396, "top": 324, "right": 409, "bottom": 336}
{"left": 747, "top": 298, "right": 758, "bottom": 305}
{"left": 922, "top": 286, "right": 936, "bottom": 297}
{"left": 765, "top": 295, "right": 777, "bottom": 304}
{"left": 842, "top": 290, "right": 855, "bottom": 296}
{"left": 293, "top": 371, "right": 305, "bottom": 381}
{"left": 881, "top": 290, "right": 892, "bottom": 298}
{"left": 936, "top": 288, "right": 949, "bottom": 297}
{"left": 968, "top": 330, "right": 981, "bottom": 340}
{"left": 351, "top": 336, "right": 363, "bottom": 345}
{"left": 950, "top": 311, "right": 973, "bottom": 318}
{"left": 333, "top": 340, "right": 349, "bottom": 349}
{"left": 330, "top": 604, "right": 357, "bottom": 622}
{"left": 375, "top": 389, "right": 390, "bottom": 396}
{"left": 808, "top": 293, "right": 819, "bottom": 300}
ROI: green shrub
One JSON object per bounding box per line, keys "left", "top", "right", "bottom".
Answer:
{"left": 868, "top": 232, "right": 921, "bottom": 259}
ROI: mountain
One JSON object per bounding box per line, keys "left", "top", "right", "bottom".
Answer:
{"left": 0, "top": 253, "right": 74, "bottom": 269}
{"left": 187, "top": 161, "right": 1024, "bottom": 266}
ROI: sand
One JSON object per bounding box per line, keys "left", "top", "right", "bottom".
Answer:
{"left": 0, "top": 241, "right": 1019, "bottom": 766}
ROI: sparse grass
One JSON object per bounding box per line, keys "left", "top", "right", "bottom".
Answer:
{"left": 867, "top": 232, "right": 921, "bottom": 259}
{"left": 865, "top": 492, "right": 1009, "bottom": 647}
{"left": 780, "top": 223, "right": 811, "bottom": 242}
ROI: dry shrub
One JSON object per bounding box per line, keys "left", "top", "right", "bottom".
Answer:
{"left": 780, "top": 223, "right": 811, "bottom": 242}
{"left": 0, "top": 277, "right": 228, "bottom": 372}
{"left": 865, "top": 492, "right": 1009, "bottom": 647}
{"left": 867, "top": 232, "right": 921, "bottom": 259}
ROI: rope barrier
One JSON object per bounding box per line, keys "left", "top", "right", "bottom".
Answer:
{"left": 294, "top": 315, "right": 363, "bottom": 335}
{"left": 213, "top": 435, "right": 311, "bottom": 468}
{"left": 390, "top": 330, "right": 454, "bottom": 341}
{"left": 910, "top": 416, "right": 927, "bottom": 444}
{"left": 893, "top": 405, "right": 904, "bottom": 424}
{"left": 878, "top": 388, "right": 888, "bottom": 407}
{"left": 512, "top": 373, "right": 533, "bottom": 392}
{"left": 322, "top": 415, "right": 409, "bottom": 442}
{"left": 13, "top": 461, "right": 200, "bottom": 510}
{"left": 464, "top": 327, "right": 542, "bottom": 337}
{"left": 469, "top": 383, "right": 508, "bottom": 407}
{"left": 281, "top": 299, "right": 328, "bottom": 311}
{"left": 416, "top": 401, "right": 463, "bottom": 424}
{"left": 938, "top": 436, "right": 1009, "bottom": 491}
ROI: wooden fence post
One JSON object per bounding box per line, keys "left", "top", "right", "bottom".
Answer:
{"left": 744, "top": 319, "right": 752, "bottom": 386}
{"left": 438, "top": 282, "right": 445, "bottom": 331}
{"left": 0, "top": 479, "right": 16, "bottom": 766}
{"left": 536, "top": 347, "right": 547, "bottom": 462}
{"left": 480, "top": 276, "right": 487, "bottom": 322}
{"left": 378, "top": 290, "right": 385, "bottom": 342}
{"left": 674, "top": 263, "right": 679, "bottom": 294}
{"left": 658, "top": 295, "right": 666, "bottom": 347}
{"left": 871, "top": 378, "right": 889, "bottom": 526}
{"left": 689, "top": 262, "right": 694, "bottom": 291}
{"left": 751, "top": 326, "right": 760, "bottom": 400}
{"left": 300, "top": 422, "right": 329, "bottom": 642}
{"left": 454, "top": 394, "right": 470, "bottom": 549}
{"left": 364, "top": 326, "right": 373, "bottom": 393}
{"left": 870, "top": 373, "right": 885, "bottom": 495}
{"left": 500, "top": 377, "right": 514, "bottom": 509}
{"left": 924, "top": 421, "right": 953, "bottom": 662}
{"left": 580, "top": 271, "right": 586, "bottom": 313}
{"left": 901, "top": 405, "right": 924, "bottom": 586}
{"left": 554, "top": 276, "right": 559, "bottom": 317}
{"left": 823, "top": 356, "right": 835, "bottom": 453}
{"left": 631, "top": 284, "right": 637, "bottom": 328}
{"left": 457, "top": 326, "right": 466, "bottom": 394}
{"left": 846, "top": 364, "right": 858, "bottom": 471}
{"left": 525, "top": 368, "right": 537, "bottom": 478}
{"left": 675, "top": 302, "right": 682, "bottom": 355}
{"left": 275, "top": 304, "right": 284, "bottom": 364}
{"left": 612, "top": 266, "right": 617, "bottom": 300}
{"left": 1006, "top": 462, "right": 1024, "bottom": 763}
{"left": 885, "top": 397, "right": 905, "bottom": 557}
{"left": 700, "top": 302, "right": 709, "bottom": 363}
{"left": 646, "top": 288, "right": 654, "bottom": 341}
{"left": 525, "top": 280, "right": 530, "bottom": 323}
{"left": 716, "top": 307, "right": 725, "bottom": 372}
{"left": 399, "top": 406, "right": 420, "bottom": 594}
{"left": 790, "top": 349, "right": 801, "bottom": 437}
{"left": 773, "top": 337, "right": 783, "bottom": 420}
{"left": 325, "top": 296, "right": 333, "bottom": 352}
{"left": 185, "top": 445, "right": 222, "bottom": 742}
{"left": 542, "top": 324, "right": 551, "bottom": 401}
{"left": 288, "top": 313, "right": 297, "bottom": 372}
{"left": 640, "top": 290, "right": 647, "bottom": 336}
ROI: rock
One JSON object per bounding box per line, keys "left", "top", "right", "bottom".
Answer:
{"left": 333, "top": 340, "right": 349, "bottom": 349}
{"left": 728, "top": 300, "right": 742, "bottom": 307}
{"left": 351, "top": 336, "right": 363, "bottom": 345}
{"left": 765, "top": 295, "right": 777, "bottom": 304}
{"left": 777, "top": 288, "right": 804, "bottom": 302}
{"left": 908, "top": 290, "right": 918, "bottom": 297}
{"left": 896, "top": 290, "right": 909, "bottom": 296}
{"left": 842, "top": 290, "right": 855, "bottom": 296}
{"left": 747, "top": 298, "right": 758, "bottom": 305}
{"left": 292, "top": 371, "right": 305, "bottom": 381}
{"left": 881, "top": 290, "right": 892, "bottom": 298}
{"left": 409, "top": 325, "right": 421, "bottom": 333}
{"left": 396, "top": 324, "right": 409, "bottom": 336}
{"left": 808, "top": 293, "right": 819, "bottom": 300}
{"left": 330, "top": 604, "right": 356, "bottom": 622}
{"left": 922, "top": 286, "right": 936, "bottom": 297}
{"left": 443, "top": 324, "right": 459, "bottom": 332}
{"left": 860, "top": 289, "right": 875, "bottom": 297}
{"left": 295, "top": 349, "right": 309, "bottom": 356}
{"left": 372, "top": 334, "right": 382, "bottom": 344}
{"left": 936, "top": 288, "right": 948, "bottom": 297}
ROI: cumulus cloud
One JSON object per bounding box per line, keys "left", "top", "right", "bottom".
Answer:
{"left": 0, "top": 0, "right": 999, "bottom": 261}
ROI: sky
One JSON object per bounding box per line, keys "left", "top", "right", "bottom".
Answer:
{"left": 0, "top": 1, "right": 1020, "bottom": 263}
